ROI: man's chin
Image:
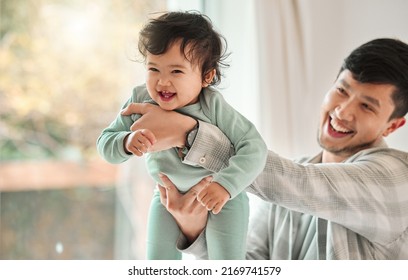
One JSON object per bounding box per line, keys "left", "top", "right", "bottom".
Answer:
{"left": 318, "top": 140, "right": 376, "bottom": 158}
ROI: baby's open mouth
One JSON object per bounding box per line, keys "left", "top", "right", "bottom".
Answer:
{"left": 159, "top": 90, "right": 175, "bottom": 101}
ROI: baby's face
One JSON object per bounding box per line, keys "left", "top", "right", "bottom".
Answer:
{"left": 145, "top": 40, "right": 205, "bottom": 111}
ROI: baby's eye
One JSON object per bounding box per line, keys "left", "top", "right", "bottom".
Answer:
{"left": 148, "top": 67, "right": 159, "bottom": 72}
{"left": 172, "top": 69, "right": 183, "bottom": 74}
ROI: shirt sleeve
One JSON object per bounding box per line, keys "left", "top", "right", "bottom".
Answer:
{"left": 176, "top": 199, "right": 272, "bottom": 260}
{"left": 248, "top": 148, "right": 408, "bottom": 245}
{"left": 176, "top": 231, "right": 209, "bottom": 260}
{"left": 183, "top": 120, "right": 234, "bottom": 171}
{"left": 184, "top": 91, "right": 268, "bottom": 198}
{"left": 245, "top": 199, "right": 272, "bottom": 259}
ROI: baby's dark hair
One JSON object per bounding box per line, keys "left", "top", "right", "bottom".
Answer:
{"left": 138, "top": 11, "right": 229, "bottom": 86}
{"left": 339, "top": 38, "right": 408, "bottom": 119}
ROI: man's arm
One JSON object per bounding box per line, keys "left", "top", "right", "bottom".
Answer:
{"left": 121, "top": 103, "right": 234, "bottom": 170}
{"left": 188, "top": 130, "right": 408, "bottom": 246}
{"left": 121, "top": 103, "right": 197, "bottom": 151}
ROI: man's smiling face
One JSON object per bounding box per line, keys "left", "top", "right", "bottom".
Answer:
{"left": 318, "top": 70, "right": 405, "bottom": 162}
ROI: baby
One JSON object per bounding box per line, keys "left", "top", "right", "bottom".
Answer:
{"left": 97, "top": 11, "right": 267, "bottom": 259}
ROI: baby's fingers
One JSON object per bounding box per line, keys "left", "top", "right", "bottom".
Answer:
{"left": 211, "top": 200, "right": 227, "bottom": 215}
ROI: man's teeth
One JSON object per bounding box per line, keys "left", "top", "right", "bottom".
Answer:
{"left": 330, "top": 119, "right": 351, "bottom": 133}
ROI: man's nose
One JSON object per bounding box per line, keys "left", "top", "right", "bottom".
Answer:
{"left": 335, "top": 100, "right": 355, "bottom": 122}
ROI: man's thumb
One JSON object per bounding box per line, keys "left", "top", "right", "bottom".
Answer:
{"left": 121, "top": 103, "right": 141, "bottom": 116}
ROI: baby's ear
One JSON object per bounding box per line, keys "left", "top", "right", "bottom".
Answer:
{"left": 202, "top": 69, "right": 216, "bottom": 87}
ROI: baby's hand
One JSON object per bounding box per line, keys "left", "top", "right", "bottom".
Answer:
{"left": 197, "top": 182, "right": 230, "bottom": 214}
{"left": 124, "top": 129, "right": 156, "bottom": 157}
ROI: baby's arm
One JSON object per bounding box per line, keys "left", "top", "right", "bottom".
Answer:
{"left": 183, "top": 89, "right": 267, "bottom": 216}
{"left": 200, "top": 90, "right": 268, "bottom": 200}
{"left": 197, "top": 182, "right": 230, "bottom": 214}
{"left": 97, "top": 85, "right": 153, "bottom": 163}
{"left": 124, "top": 128, "right": 156, "bottom": 157}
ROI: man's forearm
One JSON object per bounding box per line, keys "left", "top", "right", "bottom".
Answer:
{"left": 123, "top": 103, "right": 197, "bottom": 151}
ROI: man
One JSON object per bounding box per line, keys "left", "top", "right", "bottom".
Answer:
{"left": 121, "top": 38, "right": 408, "bottom": 259}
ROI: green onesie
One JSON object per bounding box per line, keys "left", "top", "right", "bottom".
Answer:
{"left": 97, "top": 84, "right": 267, "bottom": 259}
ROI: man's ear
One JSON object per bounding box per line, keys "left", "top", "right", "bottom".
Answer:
{"left": 202, "top": 69, "right": 216, "bottom": 87}
{"left": 383, "top": 117, "right": 406, "bottom": 137}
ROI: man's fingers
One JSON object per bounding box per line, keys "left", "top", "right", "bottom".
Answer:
{"left": 120, "top": 103, "right": 138, "bottom": 116}
{"left": 158, "top": 173, "right": 179, "bottom": 202}
{"left": 159, "top": 173, "right": 175, "bottom": 188}
{"left": 157, "top": 184, "right": 168, "bottom": 208}
{"left": 159, "top": 173, "right": 186, "bottom": 211}
{"left": 159, "top": 174, "right": 213, "bottom": 210}
{"left": 121, "top": 103, "right": 151, "bottom": 116}
{"left": 157, "top": 184, "right": 167, "bottom": 200}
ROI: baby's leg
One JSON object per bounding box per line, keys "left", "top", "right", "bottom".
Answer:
{"left": 146, "top": 191, "right": 182, "bottom": 259}
{"left": 206, "top": 192, "right": 249, "bottom": 259}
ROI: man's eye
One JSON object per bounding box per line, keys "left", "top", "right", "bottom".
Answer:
{"left": 362, "top": 103, "right": 375, "bottom": 112}
{"left": 337, "top": 87, "right": 346, "bottom": 94}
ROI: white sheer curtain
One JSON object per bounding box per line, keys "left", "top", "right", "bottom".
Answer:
{"left": 203, "top": 0, "right": 323, "bottom": 158}
{"left": 254, "top": 0, "right": 312, "bottom": 158}
{"left": 252, "top": 0, "right": 408, "bottom": 157}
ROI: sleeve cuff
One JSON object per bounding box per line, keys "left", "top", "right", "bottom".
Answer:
{"left": 183, "top": 120, "right": 234, "bottom": 173}
{"left": 176, "top": 230, "right": 209, "bottom": 260}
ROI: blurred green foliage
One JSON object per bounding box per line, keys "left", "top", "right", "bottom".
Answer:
{"left": 0, "top": 0, "right": 166, "bottom": 161}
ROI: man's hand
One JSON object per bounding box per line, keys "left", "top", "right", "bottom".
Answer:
{"left": 121, "top": 103, "right": 197, "bottom": 152}
{"left": 158, "top": 173, "right": 211, "bottom": 244}
{"left": 197, "top": 182, "right": 230, "bottom": 214}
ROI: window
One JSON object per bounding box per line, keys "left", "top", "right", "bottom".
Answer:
{"left": 0, "top": 0, "right": 167, "bottom": 259}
